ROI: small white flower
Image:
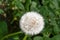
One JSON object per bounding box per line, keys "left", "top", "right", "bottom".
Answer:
{"left": 19, "top": 12, "right": 44, "bottom": 35}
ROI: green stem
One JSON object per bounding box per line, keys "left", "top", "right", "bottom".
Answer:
{"left": 1, "top": 31, "right": 22, "bottom": 40}
{"left": 23, "top": 34, "right": 28, "bottom": 40}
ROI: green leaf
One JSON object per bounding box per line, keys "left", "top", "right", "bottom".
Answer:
{"left": 42, "top": 27, "right": 52, "bottom": 37}
{"left": 51, "top": 35, "right": 60, "bottom": 40}
{"left": 42, "top": 0, "right": 59, "bottom": 9}
{"left": 27, "top": 37, "right": 32, "bottom": 40}
{"left": 0, "top": 21, "right": 8, "bottom": 39}
{"left": 20, "top": 0, "right": 26, "bottom": 3}
{"left": 0, "top": 1, "right": 2, "bottom": 5}
{"left": 43, "top": 37, "right": 51, "bottom": 40}
{"left": 33, "top": 36, "right": 43, "bottom": 40}
{"left": 30, "top": 1, "right": 38, "bottom": 11}
{"left": 12, "top": 10, "right": 24, "bottom": 17}
{"left": 25, "top": 0, "right": 31, "bottom": 11}
{"left": 49, "top": 0, "right": 59, "bottom": 9}
{"left": 31, "top": 1, "right": 37, "bottom": 8}
{"left": 0, "top": 9, "right": 4, "bottom": 14}
{"left": 12, "top": 0, "right": 25, "bottom": 10}
{"left": 15, "top": 2, "right": 24, "bottom": 10}
{"left": 53, "top": 23, "right": 60, "bottom": 34}
{"left": 42, "top": 0, "right": 50, "bottom": 5}
{"left": 50, "top": 19, "right": 60, "bottom": 34}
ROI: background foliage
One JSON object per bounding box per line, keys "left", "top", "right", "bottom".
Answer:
{"left": 0, "top": 0, "right": 60, "bottom": 40}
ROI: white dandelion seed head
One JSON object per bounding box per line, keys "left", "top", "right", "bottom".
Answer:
{"left": 19, "top": 11, "right": 44, "bottom": 35}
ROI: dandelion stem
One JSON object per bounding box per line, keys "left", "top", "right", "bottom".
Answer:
{"left": 23, "top": 34, "right": 28, "bottom": 40}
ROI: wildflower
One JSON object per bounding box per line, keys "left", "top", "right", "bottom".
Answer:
{"left": 19, "top": 12, "right": 44, "bottom": 35}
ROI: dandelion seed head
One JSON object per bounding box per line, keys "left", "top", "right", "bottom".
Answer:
{"left": 19, "top": 12, "right": 44, "bottom": 35}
